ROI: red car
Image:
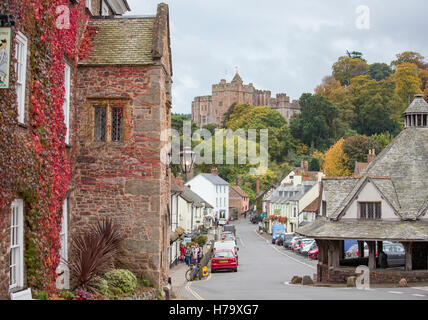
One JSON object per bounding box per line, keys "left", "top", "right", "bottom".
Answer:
{"left": 211, "top": 249, "right": 237, "bottom": 273}
{"left": 308, "top": 248, "right": 319, "bottom": 259}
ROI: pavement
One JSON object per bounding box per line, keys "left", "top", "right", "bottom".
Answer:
{"left": 169, "top": 226, "right": 219, "bottom": 300}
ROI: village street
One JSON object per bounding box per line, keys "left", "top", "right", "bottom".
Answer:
{"left": 178, "top": 219, "right": 428, "bottom": 300}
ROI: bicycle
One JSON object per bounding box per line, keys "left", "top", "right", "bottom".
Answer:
{"left": 185, "top": 263, "right": 200, "bottom": 281}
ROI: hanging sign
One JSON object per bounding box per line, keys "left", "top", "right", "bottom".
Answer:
{"left": 0, "top": 27, "right": 12, "bottom": 89}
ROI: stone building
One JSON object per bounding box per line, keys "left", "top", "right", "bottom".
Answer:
{"left": 191, "top": 72, "right": 300, "bottom": 127}
{"left": 70, "top": 2, "right": 172, "bottom": 288}
{"left": 297, "top": 94, "right": 428, "bottom": 284}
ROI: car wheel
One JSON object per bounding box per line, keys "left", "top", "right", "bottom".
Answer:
{"left": 233, "top": 269, "right": 237, "bottom": 272}
{"left": 211, "top": 269, "right": 215, "bottom": 273}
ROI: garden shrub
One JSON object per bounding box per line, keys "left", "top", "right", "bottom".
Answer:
{"left": 105, "top": 269, "right": 138, "bottom": 295}
{"left": 33, "top": 291, "right": 49, "bottom": 300}
{"left": 195, "top": 235, "right": 208, "bottom": 247}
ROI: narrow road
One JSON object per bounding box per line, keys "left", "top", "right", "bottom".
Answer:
{"left": 186, "top": 218, "right": 428, "bottom": 300}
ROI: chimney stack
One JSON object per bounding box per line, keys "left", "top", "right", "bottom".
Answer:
{"left": 211, "top": 168, "right": 218, "bottom": 175}
{"left": 256, "top": 178, "right": 260, "bottom": 195}
{"left": 236, "top": 176, "right": 241, "bottom": 187}
{"left": 367, "top": 149, "right": 376, "bottom": 163}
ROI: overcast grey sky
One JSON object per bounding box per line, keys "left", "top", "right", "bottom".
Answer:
{"left": 125, "top": 0, "right": 428, "bottom": 114}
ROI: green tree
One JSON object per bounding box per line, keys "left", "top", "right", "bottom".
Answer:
{"left": 392, "top": 62, "right": 422, "bottom": 106}
{"left": 369, "top": 63, "right": 393, "bottom": 81}
{"left": 290, "top": 93, "right": 341, "bottom": 151}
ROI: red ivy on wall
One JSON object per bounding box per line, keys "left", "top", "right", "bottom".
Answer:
{"left": 0, "top": 0, "right": 92, "bottom": 292}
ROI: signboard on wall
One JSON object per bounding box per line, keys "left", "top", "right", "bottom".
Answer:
{"left": 0, "top": 27, "right": 12, "bottom": 89}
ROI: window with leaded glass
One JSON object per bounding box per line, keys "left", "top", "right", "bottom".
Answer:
{"left": 111, "top": 107, "right": 123, "bottom": 142}
{"left": 359, "top": 202, "right": 381, "bottom": 219}
{"left": 94, "top": 106, "right": 106, "bottom": 141}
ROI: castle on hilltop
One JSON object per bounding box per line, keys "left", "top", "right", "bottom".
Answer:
{"left": 191, "top": 72, "right": 300, "bottom": 127}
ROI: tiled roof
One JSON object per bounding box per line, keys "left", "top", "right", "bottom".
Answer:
{"left": 302, "top": 197, "right": 320, "bottom": 213}
{"left": 322, "top": 178, "right": 357, "bottom": 217}
{"left": 353, "top": 162, "right": 368, "bottom": 177}
{"left": 403, "top": 94, "right": 428, "bottom": 114}
{"left": 79, "top": 17, "right": 156, "bottom": 65}
{"left": 230, "top": 186, "right": 249, "bottom": 199}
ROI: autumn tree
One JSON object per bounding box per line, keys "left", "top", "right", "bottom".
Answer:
{"left": 392, "top": 62, "right": 422, "bottom": 106}
{"left": 332, "top": 56, "right": 370, "bottom": 87}
{"left": 323, "top": 138, "right": 352, "bottom": 177}
{"left": 314, "top": 75, "right": 341, "bottom": 101}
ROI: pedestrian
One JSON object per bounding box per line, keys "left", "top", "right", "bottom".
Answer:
{"left": 244, "top": 211, "right": 247, "bottom": 219}
{"left": 185, "top": 245, "right": 191, "bottom": 266}
{"left": 215, "top": 217, "right": 219, "bottom": 228}
{"left": 180, "top": 245, "right": 185, "bottom": 263}
{"left": 192, "top": 246, "right": 198, "bottom": 264}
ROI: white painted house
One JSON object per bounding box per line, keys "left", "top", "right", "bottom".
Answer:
{"left": 185, "top": 169, "right": 230, "bottom": 221}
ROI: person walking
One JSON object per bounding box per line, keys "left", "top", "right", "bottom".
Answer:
{"left": 192, "top": 246, "right": 198, "bottom": 265}
{"left": 244, "top": 211, "right": 247, "bottom": 219}
{"left": 180, "top": 245, "right": 185, "bottom": 263}
{"left": 185, "top": 245, "right": 191, "bottom": 266}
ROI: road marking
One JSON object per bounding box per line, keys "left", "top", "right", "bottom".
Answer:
{"left": 412, "top": 294, "right": 426, "bottom": 297}
{"left": 185, "top": 281, "right": 205, "bottom": 300}
{"left": 388, "top": 291, "right": 403, "bottom": 294}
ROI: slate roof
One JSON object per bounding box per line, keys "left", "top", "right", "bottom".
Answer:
{"left": 198, "top": 174, "right": 229, "bottom": 186}
{"left": 182, "top": 186, "right": 213, "bottom": 208}
{"left": 79, "top": 17, "right": 156, "bottom": 65}
{"left": 403, "top": 94, "right": 428, "bottom": 114}
{"left": 296, "top": 219, "right": 428, "bottom": 241}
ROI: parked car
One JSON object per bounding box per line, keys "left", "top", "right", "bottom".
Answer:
{"left": 223, "top": 224, "right": 236, "bottom": 235}
{"left": 301, "top": 240, "right": 317, "bottom": 256}
{"left": 292, "top": 238, "right": 303, "bottom": 251}
{"left": 222, "top": 232, "right": 237, "bottom": 245}
{"left": 218, "top": 217, "right": 227, "bottom": 226}
{"left": 289, "top": 236, "right": 303, "bottom": 251}
{"left": 283, "top": 233, "right": 297, "bottom": 249}
{"left": 213, "top": 240, "right": 239, "bottom": 264}
{"left": 296, "top": 239, "right": 314, "bottom": 254}
{"left": 211, "top": 249, "right": 237, "bottom": 273}
{"left": 275, "top": 233, "right": 285, "bottom": 246}
{"left": 308, "top": 247, "right": 319, "bottom": 260}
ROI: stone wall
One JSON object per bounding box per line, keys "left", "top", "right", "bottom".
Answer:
{"left": 317, "top": 263, "right": 428, "bottom": 284}
{"left": 71, "top": 63, "right": 171, "bottom": 288}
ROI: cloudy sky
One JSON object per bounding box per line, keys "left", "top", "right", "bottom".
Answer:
{"left": 125, "top": 0, "right": 428, "bottom": 114}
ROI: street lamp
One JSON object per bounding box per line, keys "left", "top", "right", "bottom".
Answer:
{"left": 179, "top": 146, "right": 196, "bottom": 174}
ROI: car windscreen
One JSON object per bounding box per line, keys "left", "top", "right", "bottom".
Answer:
{"left": 214, "top": 251, "right": 234, "bottom": 258}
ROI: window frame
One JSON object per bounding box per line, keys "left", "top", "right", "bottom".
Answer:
{"left": 60, "top": 198, "right": 68, "bottom": 265}
{"left": 10, "top": 199, "right": 24, "bottom": 291}
{"left": 15, "top": 32, "right": 28, "bottom": 124}
{"left": 358, "top": 201, "right": 382, "bottom": 220}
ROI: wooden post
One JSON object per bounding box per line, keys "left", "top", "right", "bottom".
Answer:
{"left": 404, "top": 242, "right": 413, "bottom": 271}
{"left": 329, "top": 240, "right": 340, "bottom": 268}
{"left": 339, "top": 240, "right": 344, "bottom": 259}
{"left": 368, "top": 241, "right": 376, "bottom": 270}
{"left": 358, "top": 241, "right": 365, "bottom": 258}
